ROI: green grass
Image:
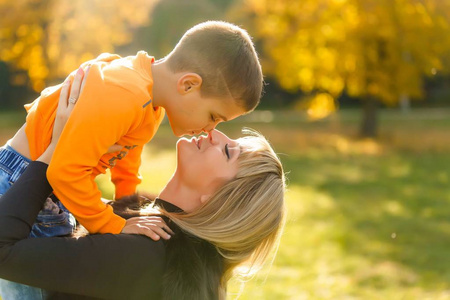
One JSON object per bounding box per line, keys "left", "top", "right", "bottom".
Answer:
{"left": 1, "top": 108, "right": 450, "bottom": 299}
{"left": 247, "top": 152, "right": 450, "bottom": 299}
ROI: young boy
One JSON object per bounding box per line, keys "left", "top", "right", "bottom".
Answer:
{"left": 0, "top": 20, "right": 263, "bottom": 237}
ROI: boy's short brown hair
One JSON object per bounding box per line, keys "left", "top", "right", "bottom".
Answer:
{"left": 166, "top": 21, "right": 263, "bottom": 112}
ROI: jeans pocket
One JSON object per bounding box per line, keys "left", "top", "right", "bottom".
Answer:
{"left": 30, "top": 212, "right": 75, "bottom": 238}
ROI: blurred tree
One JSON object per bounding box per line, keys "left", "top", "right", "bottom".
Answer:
{"left": 0, "top": 0, "right": 158, "bottom": 95}
{"left": 134, "top": 0, "right": 224, "bottom": 59}
{"left": 234, "top": 0, "right": 450, "bottom": 137}
{"left": 0, "top": 61, "right": 10, "bottom": 103}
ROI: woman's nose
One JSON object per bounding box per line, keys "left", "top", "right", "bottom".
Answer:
{"left": 208, "top": 130, "right": 219, "bottom": 145}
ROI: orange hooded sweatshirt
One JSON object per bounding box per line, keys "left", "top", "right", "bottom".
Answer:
{"left": 24, "top": 51, "right": 165, "bottom": 234}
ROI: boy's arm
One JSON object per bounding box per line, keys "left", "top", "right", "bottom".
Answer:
{"left": 47, "top": 65, "right": 144, "bottom": 234}
{"left": 110, "top": 144, "right": 144, "bottom": 200}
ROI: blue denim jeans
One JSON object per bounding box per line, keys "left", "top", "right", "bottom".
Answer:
{"left": 0, "top": 282, "right": 52, "bottom": 300}
{"left": 0, "top": 145, "right": 77, "bottom": 299}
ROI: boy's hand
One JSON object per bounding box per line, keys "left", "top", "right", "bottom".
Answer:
{"left": 121, "top": 216, "right": 174, "bottom": 241}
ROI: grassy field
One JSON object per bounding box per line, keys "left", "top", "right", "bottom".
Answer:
{"left": 1, "top": 108, "right": 449, "bottom": 299}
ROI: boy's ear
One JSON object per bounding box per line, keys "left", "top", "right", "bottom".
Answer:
{"left": 177, "top": 73, "right": 202, "bottom": 94}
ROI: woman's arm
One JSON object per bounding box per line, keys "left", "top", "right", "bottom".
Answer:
{"left": 0, "top": 69, "right": 167, "bottom": 298}
{"left": 0, "top": 164, "right": 165, "bottom": 298}
{"left": 0, "top": 69, "right": 87, "bottom": 245}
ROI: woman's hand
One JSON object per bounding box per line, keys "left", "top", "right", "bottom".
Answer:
{"left": 38, "top": 67, "right": 89, "bottom": 163}
{"left": 121, "top": 216, "right": 175, "bottom": 241}
{"left": 52, "top": 67, "right": 89, "bottom": 144}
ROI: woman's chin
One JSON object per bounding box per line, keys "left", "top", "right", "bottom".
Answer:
{"left": 176, "top": 138, "right": 192, "bottom": 154}
{"left": 176, "top": 137, "right": 190, "bottom": 146}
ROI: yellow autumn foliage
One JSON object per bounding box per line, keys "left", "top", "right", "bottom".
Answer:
{"left": 0, "top": 0, "right": 158, "bottom": 91}
{"left": 295, "top": 93, "right": 338, "bottom": 120}
{"left": 237, "top": 0, "right": 450, "bottom": 106}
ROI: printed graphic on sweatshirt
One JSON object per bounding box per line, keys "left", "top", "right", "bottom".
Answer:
{"left": 108, "top": 145, "right": 138, "bottom": 168}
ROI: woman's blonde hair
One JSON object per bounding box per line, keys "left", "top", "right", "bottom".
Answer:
{"left": 164, "top": 129, "right": 286, "bottom": 298}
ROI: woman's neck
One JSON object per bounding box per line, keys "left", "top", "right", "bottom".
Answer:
{"left": 158, "top": 177, "right": 202, "bottom": 213}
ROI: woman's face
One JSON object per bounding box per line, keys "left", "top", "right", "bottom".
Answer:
{"left": 176, "top": 130, "right": 240, "bottom": 197}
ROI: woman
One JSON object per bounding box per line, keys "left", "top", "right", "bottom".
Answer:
{"left": 0, "top": 72, "right": 286, "bottom": 299}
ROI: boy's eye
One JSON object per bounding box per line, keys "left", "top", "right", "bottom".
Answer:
{"left": 225, "top": 143, "right": 230, "bottom": 159}
{"left": 210, "top": 114, "right": 215, "bottom": 122}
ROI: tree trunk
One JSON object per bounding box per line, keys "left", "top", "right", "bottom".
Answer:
{"left": 399, "top": 93, "right": 410, "bottom": 114}
{"left": 360, "top": 96, "right": 378, "bottom": 138}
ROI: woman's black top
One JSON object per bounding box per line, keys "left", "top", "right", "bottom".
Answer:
{"left": 0, "top": 161, "right": 168, "bottom": 299}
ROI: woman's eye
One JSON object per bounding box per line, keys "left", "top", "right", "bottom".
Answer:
{"left": 225, "top": 143, "right": 230, "bottom": 159}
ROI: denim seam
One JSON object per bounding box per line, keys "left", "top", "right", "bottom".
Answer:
{"left": 10, "top": 160, "right": 29, "bottom": 184}
{"left": 0, "top": 165, "right": 13, "bottom": 175}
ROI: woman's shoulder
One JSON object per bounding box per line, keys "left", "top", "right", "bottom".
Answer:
{"left": 163, "top": 229, "right": 223, "bottom": 299}
{"left": 105, "top": 195, "right": 224, "bottom": 298}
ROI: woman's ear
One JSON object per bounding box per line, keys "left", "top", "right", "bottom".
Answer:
{"left": 200, "top": 194, "right": 211, "bottom": 204}
{"left": 177, "top": 73, "right": 202, "bottom": 94}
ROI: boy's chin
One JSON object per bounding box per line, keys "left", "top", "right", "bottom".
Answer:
{"left": 170, "top": 126, "right": 185, "bottom": 137}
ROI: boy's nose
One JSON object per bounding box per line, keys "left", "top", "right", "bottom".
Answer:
{"left": 204, "top": 121, "right": 219, "bottom": 133}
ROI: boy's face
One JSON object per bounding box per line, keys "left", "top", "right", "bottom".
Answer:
{"left": 165, "top": 92, "right": 246, "bottom": 137}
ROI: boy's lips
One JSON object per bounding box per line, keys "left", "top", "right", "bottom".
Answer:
{"left": 190, "top": 130, "right": 203, "bottom": 135}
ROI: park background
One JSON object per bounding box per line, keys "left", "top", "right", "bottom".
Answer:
{"left": 1, "top": 0, "right": 449, "bottom": 299}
